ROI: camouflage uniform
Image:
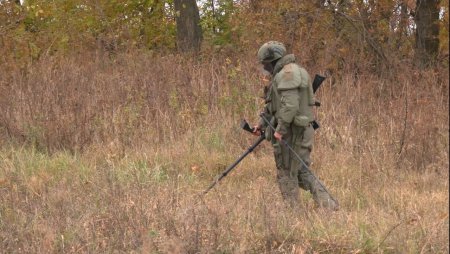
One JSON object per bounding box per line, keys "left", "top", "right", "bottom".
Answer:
{"left": 257, "top": 42, "right": 338, "bottom": 210}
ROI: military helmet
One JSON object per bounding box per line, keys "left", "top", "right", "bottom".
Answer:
{"left": 257, "top": 41, "right": 286, "bottom": 63}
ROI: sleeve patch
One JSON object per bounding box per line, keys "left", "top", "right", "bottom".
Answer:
{"left": 283, "top": 64, "right": 293, "bottom": 73}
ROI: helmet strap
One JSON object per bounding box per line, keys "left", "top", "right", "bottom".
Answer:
{"left": 263, "top": 59, "right": 279, "bottom": 75}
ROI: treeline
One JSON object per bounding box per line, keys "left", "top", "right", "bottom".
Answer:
{"left": 0, "top": 0, "right": 448, "bottom": 70}
{"left": 0, "top": 0, "right": 448, "bottom": 152}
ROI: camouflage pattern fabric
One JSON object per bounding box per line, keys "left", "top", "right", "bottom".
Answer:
{"left": 259, "top": 53, "right": 338, "bottom": 210}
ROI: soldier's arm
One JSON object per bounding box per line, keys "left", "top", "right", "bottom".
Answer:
{"left": 276, "top": 88, "right": 300, "bottom": 135}
{"left": 258, "top": 105, "right": 270, "bottom": 129}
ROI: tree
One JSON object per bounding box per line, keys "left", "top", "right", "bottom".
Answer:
{"left": 199, "top": 0, "right": 236, "bottom": 46}
{"left": 174, "top": 0, "right": 202, "bottom": 53}
{"left": 415, "top": 0, "right": 441, "bottom": 67}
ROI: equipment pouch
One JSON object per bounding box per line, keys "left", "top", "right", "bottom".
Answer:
{"left": 263, "top": 114, "right": 276, "bottom": 142}
{"left": 265, "top": 126, "right": 273, "bottom": 142}
{"left": 293, "top": 115, "right": 310, "bottom": 127}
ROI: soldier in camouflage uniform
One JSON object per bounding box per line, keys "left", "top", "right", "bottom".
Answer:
{"left": 253, "top": 41, "right": 339, "bottom": 210}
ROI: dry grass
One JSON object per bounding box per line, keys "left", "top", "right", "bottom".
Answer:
{"left": 0, "top": 52, "right": 448, "bottom": 253}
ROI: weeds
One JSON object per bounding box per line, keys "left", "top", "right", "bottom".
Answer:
{"left": 0, "top": 52, "right": 448, "bottom": 253}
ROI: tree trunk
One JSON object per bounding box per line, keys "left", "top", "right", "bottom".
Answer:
{"left": 399, "top": 3, "right": 409, "bottom": 37}
{"left": 174, "top": 0, "right": 203, "bottom": 53}
{"left": 415, "top": 0, "right": 440, "bottom": 67}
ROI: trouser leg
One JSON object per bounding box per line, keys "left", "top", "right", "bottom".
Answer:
{"left": 293, "top": 126, "right": 314, "bottom": 192}
{"left": 293, "top": 126, "right": 339, "bottom": 210}
{"left": 273, "top": 130, "right": 299, "bottom": 206}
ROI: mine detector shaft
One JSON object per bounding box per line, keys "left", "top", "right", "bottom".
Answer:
{"left": 203, "top": 75, "right": 333, "bottom": 197}
{"left": 202, "top": 121, "right": 266, "bottom": 195}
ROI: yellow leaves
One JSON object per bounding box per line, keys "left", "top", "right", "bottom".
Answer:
{"left": 338, "top": 47, "right": 348, "bottom": 55}
{"left": 190, "top": 164, "right": 200, "bottom": 174}
{"left": 404, "top": 0, "right": 416, "bottom": 10}
{"left": 225, "top": 57, "right": 232, "bottom": 65}
{"left": 35, "top": 9, "right": 44, "bottom": 17}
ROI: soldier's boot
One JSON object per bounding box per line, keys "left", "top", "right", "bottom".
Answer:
{"left": 310, "top": 181, "right": 339, "bottom": 211}
{"left": 299, "top": 171, "right": 339, "bottom": 211}
{"left": 277, "top": 174, "right": 300, "bottom": 208}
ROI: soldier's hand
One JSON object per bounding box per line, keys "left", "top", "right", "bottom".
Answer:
{"left": 252, "top": 126, "right": 261, "bottom": 136}
{"left": 274, "top": 131, "right": 283, "bottom": 141}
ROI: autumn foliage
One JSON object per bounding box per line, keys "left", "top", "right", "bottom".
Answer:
{"left": 0, "top": 0, "right": 448, "bottom": 253}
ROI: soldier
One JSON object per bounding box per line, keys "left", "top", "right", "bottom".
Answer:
{"left": 252, "top": 41, "right": 339, "bottom": 210}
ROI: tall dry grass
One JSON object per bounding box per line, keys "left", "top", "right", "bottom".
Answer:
{"left": 0, "top": 51, "right": 262, "bottom": 151}
{"left": 0, "top": 51, "right": 448, "bottom": 253}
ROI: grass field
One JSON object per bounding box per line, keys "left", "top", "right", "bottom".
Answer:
{"left": 0, "top": 134, "right": 448, "bottom": 253}
{"left": 0, "top": 55, "right": 448, "bottom": 253}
